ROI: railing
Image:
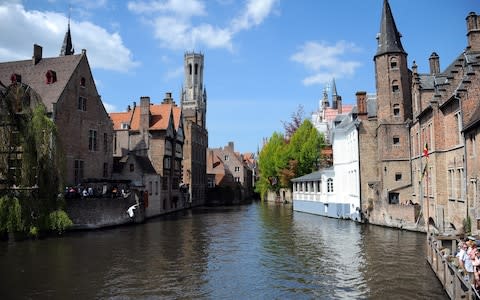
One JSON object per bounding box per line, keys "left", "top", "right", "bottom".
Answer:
{"left": 427, "top": 235, "right": 480, "bottom": 300}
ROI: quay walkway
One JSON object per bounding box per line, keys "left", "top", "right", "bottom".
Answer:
{"left": 427, "top": 235, "right": 480, "bottom": 300}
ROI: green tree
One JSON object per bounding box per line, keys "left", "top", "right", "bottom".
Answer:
{"left": 0, "top": 83, "right": 70, "bottom": 236}
{"left": 255, "top": 132, "right": 288, "bottom": 199}
{"left": 287, "top": 119, "right": 324, "bottom": 176}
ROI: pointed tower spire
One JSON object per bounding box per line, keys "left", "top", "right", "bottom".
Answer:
{"left": 331, "top": 78, "right": 338, "bottom": 97}
{"left": 60, "top": 12, "right": 74, "bottom": 56}
{"left": 331, "top": 78, "right": 339, "bottom": 109}
{"left": 375, "top": 0, "right": 405, "bottom": 57}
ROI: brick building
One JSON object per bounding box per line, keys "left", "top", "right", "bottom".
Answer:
{"left": 359, "top": 0, "right": 480, "bottom": 233}
{"left": 110, "top": 93, "right": 185, "bottom": 216}
{"left": 0, "top": 25, "right": 113, "bottom": 186}
{"left": 206, "top": 142, "right": 254, "bottom": 201}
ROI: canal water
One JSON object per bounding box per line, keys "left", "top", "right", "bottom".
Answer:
{"left": 0, "top": 201, "right": 446, "bottom": 299}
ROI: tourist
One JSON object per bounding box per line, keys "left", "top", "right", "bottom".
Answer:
{"left": 457, "top": 241, "right": 467, "bottom": 270}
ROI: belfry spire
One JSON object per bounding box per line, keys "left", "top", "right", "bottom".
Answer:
{"left": 60, "top": 11, "right": 74, "bottom": 56}
{"left": 375, "top": 0, "right": 405, "bottom": 57}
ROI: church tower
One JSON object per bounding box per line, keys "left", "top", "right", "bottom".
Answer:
{"left": 374, "top": 0, "right": 412, "bottom": 204}
{"left": 181, "top": 52, "right": 207, "bottom": 129}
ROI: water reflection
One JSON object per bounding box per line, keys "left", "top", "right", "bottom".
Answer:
{"left": 0, "top": 202, "right": 446, "bottom": 299}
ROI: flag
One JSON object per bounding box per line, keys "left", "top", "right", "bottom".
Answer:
{"left": 423, "top": 143, "right": 429, "bottom": 158}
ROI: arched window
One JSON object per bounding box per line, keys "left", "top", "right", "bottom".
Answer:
{"left": 390, "top": 57, "right": 398, "bottom": 69}
{"left": 189, "top": 64, "right": 192, "bottom": 75}
{"left": 393, "top": 103, "right": 400, "bottom": 116}
{"left": 80, "top": 77, "right": 86, "bottom": 87}
{"left": 392, "top": 80, "right": 399, "bottom": 93}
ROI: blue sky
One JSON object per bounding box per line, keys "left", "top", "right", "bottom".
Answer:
{"left": 0, "top": 0, "right": 477, "bottom": 154}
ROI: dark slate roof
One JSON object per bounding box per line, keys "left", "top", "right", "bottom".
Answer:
{"left": 134, "top": 155, "right": 157, "bottom": 174}
{"left": 291, "top": 168, "right": 334, "bottom": 182}
{"left": 375, "top": 0, "right": 405, "bottom": 57}
{"left": 0, "top": 53, "right": 83, "bottom": 112}
{"left": 60, "top": 23, "right": 74, "bottom": 56}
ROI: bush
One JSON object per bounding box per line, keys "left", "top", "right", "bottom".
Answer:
{"left": 48, "top": 210, "right": 73, "bottom": 234}
{"left": 0, "top": 195, "right": 24, "bottom": 233}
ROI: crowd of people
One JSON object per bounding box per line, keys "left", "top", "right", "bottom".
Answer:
{"left": 455, "top": 237, "right": 480, "bottom": 289}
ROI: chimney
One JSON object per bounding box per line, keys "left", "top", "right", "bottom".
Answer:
{"left": 140, "top": 96, "right": 150, "bottom": 131}
{"left": 429, "top": 52, "right": 440, "bottom": 75}
{"left": 227, "top": 141, "right": 234, "bottom": 151}
{"left": 162, "top": 92, "right": 174, "bottom": 104}
{"left": 356, "top": 91, "right": 367, "bottom": 115}
{"left": 32, "top": 44, "right": 42, "bottom": 65}
{"left": 466, "top": 12, "right": 480, "bottom": 51}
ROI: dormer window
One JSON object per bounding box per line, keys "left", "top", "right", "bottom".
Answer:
{"left": 10, "top": 73, "right": 21, "bottom": 84}
{"left": 45, "top": 70, "right": 57, "bottom": 84}
{"left": 121, "top": 123, "right": 129, "bottom": 129}
{"left": 80, "top": 77, "right": 86, "bottom": 88}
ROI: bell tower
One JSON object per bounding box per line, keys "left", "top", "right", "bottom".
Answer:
{"left": 181, "top": 52, "right": 207, "bottom": 129}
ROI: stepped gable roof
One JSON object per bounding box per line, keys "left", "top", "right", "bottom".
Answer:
{"left": 375, "top": 0, "right": 405, "bottom": 57}
{"left": 0, "top": 54, "right": 83, "bottom": 112}
{"left": 110, "top": 111, "right": 133, "bottom": 130}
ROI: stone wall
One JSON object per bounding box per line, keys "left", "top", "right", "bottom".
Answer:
{"left": 65, "top": 194, "right": 144, "bottom": 229}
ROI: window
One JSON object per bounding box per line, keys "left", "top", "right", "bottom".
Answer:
{"left": 103, "top": 163, "right": 108, "bottom": 178}
{"left": 327, "top": 178, "right": 334, "bottom": 193}
{"left": 45, "top": 70, "right": 57, "bottom": 84}
{"left": 164, "top": 157, "right": 171, "bottom": 169}
{"left": 78, "top": 96, "right": 87, "bottom": 111}
{"left": 235, "top": 177, "right": 240, "bottom": 182}
{"left": 129, "top": 163, "right": 134, "bottom": 172}
{"left": 88, "top": 130, "right": 97, "bottom": 151}
{"left": 224, "top": 155, "right": 229, "bottom": 161}
{"left": 235, "top": 166, "right": 240, "bottom": 172}
{"left": 317, "top": 181, "right": 321, "bottom": 193}
{"left": 103, "top": 133, "right": 108, "bottom": 153}
{"left": 121, "top": 123, "right": 129, "bottom": 129}
{"left": 470, "top": 134, "right": 477, "bottom": 157}
{"left": 74, "top": 159, "right": 84, "bottom": 184}
{"left": 80, "top": 77, "right": 86, "bottom": 87}
{"left": 162, "top": 177, "right": 168, "bottom": 190}
{"left": 390, "top": 57, "right": 398, "bottom": 69}
{"left": 195, "top": 63, "right": 198, "bottom": 75}
{"left": 395, "top": 173, "right": 402, "bottom": 181}
{"left": 155, "top": 181, "right": 159, "bottom": 195}
{"left": 393, "top": 136, "right": 400, "bottom": 145}
{"left": 172, "top": 177, "right": 179, "bottom": 190}
{"left": 392, "top": 80, "right": 399, "bottom": 93}
{"left": 388, "top": 192, "right": 400, "bottom": 204}
{"left": 455, "top": 112, "right": 462, "bottom": 145}
{"left": 393, "top": 104, "right": 400, "bottom": 116}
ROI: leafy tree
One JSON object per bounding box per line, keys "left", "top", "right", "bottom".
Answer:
{"left": 287, "top": 119, "right": 324, "bottom": 176}
{"left": 255, "top": 132, "right": 288, "bottom": 199}
{"left": 0, "top": 83, "right": 71, "bottom": 235}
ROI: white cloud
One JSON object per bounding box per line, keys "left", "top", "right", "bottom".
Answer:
{"left": 231, "top": 0, "right": 278, "bottom": 33}
{"left": 127, "top": 0, "right": 206, "bottom": 19}
{"left": 0, "top": 3, "right": 139, "bottom": 72}
{"left": 128, "top": 0, "right": 278, "bottom": 51}
{"left": 291, "top": 40, "right": 362, "bottom": 86}
{"left": 102, "top": 101, "right": 117, "bottom": 113}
